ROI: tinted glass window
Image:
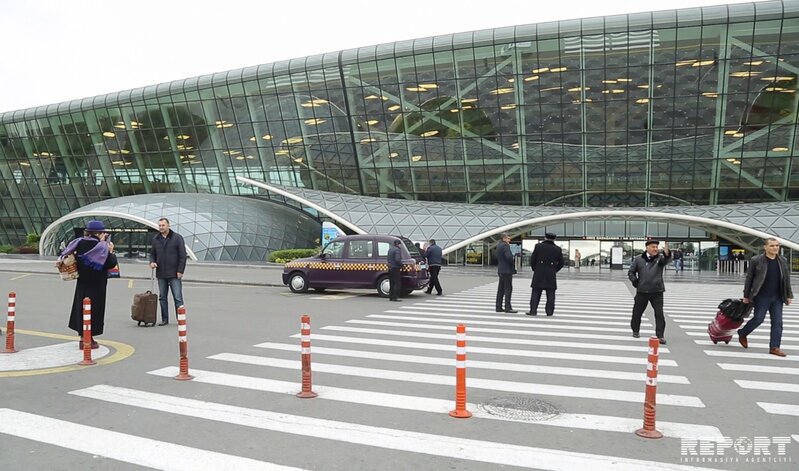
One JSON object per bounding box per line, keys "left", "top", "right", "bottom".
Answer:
{"left": 402, "top": 239, "right": 420, "bottom": 256}
{"left": 322, "top": 240, "right": 345, "bottom": 258}
{"left": 377, "top": 241, "right": 390, "bottom": 256}
{"left": 348, "top": 240, "right": 374, "bottom": 258}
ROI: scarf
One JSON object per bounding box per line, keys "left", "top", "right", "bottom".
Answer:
{"left": 62, "top": 236, "right": 109, "bottom": 271}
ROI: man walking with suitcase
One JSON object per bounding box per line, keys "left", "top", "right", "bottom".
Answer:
{"left": 739, "top": 238, "right": 792, "bottom": 357}
{"left": 149, "top": 218, "right": 187, "bottom": 326}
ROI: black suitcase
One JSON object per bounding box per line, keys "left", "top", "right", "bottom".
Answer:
{"left": 131, "top": 270, "right": 158, "bottom": 327}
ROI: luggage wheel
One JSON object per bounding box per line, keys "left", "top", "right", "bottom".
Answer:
{"left": 712, "top": 339, "right": 718, "bottom": 344}
{"left": 724, "top": 340, "right": 730, "bottom": 344}
{"left": 137, "top": 321, "right": 143, "bottom": 326}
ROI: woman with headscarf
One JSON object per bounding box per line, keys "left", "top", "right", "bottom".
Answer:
{"left": 60, "top": 220, "right": 117, "bottom": 349}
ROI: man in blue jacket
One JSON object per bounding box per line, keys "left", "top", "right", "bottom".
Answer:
{"left": 149, "top": 218, "right": 187, "bottom": 326}
{"left": 628, "top": 239, "right": 671, "bottom": 344}
{"left": 495, "top": 233, "right": 517, "bottom": 313}
{"left": 423, "top": 239, "right": 443, "bottom": 295}
{"left": 387, "top": 239, "right": 403, "bottom": 302}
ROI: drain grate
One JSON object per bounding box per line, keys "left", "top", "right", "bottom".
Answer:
{"left": 477, "top": 396, "right": 561, "bottom": 422}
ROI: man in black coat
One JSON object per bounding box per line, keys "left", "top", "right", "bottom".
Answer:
{"left": 149, "top": 218, "right": 187, "bottom": 326}
{"left": 495, "top": 233, "right": 517, "bottom": 313}
{"left": 527, "top": 232, "right": 565, "bottom": 316}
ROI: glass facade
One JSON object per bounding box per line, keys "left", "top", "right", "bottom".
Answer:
{"left": 1, "top": 0, "right": 798, "bottom": 245}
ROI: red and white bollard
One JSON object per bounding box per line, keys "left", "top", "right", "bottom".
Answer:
{"left": 78, "top": 297, "right": 96, "bottom": 366}
{"left": 3, "top": 292, "right": 17, "bottom": 353}
{"left": 449, "top": 324, "right": 472, "bottom": 418}
{"left": 296, "top": 314, "right": 317, "bottom": 398}
{"left": 635, "top": 336, "right": 662, "bottom": 439}
{"left": 174, "top": 305, "right": 193, "bottom": 381}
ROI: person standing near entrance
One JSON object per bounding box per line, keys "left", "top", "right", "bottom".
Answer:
{"left": 423, "top": 239, "right": 443, "bottom": 295}
{"left": 739, "top": 238, "right": 792, "bottom": 357}
{"left": 387, "top": 239, "right": 403, "bottom": 302}
{"left": 628, "top": 239, "right": 671, "bottom": 344}
{"left": 495, "top": 233, "right": 517, "bottom": 313}
{"left": 574, "top": 249, "right": 581, "bottom": 269}
{"left": 149, "top": 218, "right": 187, "bottom": 326}
{"left": 526, "top": 232, "right": 564, "bottom": 316}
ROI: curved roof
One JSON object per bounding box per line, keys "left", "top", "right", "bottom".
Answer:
{"left": 238, "top": 176, "right": 799, "bottom": 252}
{"left": 39, "top": 193, "right": 321, "bottom": 261}
{"left": 2, "top": 0, "right": 794, "bottom": 120}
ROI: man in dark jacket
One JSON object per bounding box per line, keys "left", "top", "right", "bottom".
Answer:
{"left": 423, "top": 239, "right": 443, "bottom": 295}
{"left": 387, "top": 239, "right": 403, "bottom": 302}
{"left": 526, "top": 232, "right": 564, "bottom": 316}
{"left": 149, "top": 218, "right": 187, "bottom": 326}
{"left": 739, "top": 238, "right": 792, "bottom": 357}
{"left": 628, "top": 239, "right": 671, "bottom": 344}
{"left": 495, "top": 233, "right": 517, "bottom": 313}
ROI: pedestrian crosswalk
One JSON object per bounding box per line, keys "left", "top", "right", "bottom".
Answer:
{"left": 2, "top": 278, "right": 797, "bottom": 469}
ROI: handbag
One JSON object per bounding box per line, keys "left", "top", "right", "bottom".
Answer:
{"left": 57, "top": 253, "right": 79, "bottom": 281}
{"left": 107, "top": 264, "right": 121, "bottom": 279}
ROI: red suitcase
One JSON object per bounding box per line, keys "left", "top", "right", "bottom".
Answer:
{"left": 707, "top": 311, "right": 744, "bottom": 344}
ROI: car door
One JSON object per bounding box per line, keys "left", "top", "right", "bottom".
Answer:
{"left": 310, "top": 239, "right": 346, "bottom": 287}
{"left": 344, "top": 238, "right": 376, "bottom": 288}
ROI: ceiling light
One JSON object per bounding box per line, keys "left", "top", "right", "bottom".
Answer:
{"left": 507, "top": 78, "right": 515, "bottom": 83}
{"left": 275, "top": 150, "right": 290, "bottom": 155}
{"left": 300, "top": 103, "right": 319, "bottom": 108}
{"left": 19, "top": 162, "right": 30, "bottom": 166}
{"left": 235, "top": 156, "right": 245, "bottom": 160}
{"left": 365, "top": 94, "right": 388, "bottom": 100}
{"left": 215, "top": 120, "right": 233, "bottom": 128}
{"left": 489, "top": 87, "right": 514, "bottom": 95}
{"left": 283, "top": 137, "right": 303, "bottom": 145}
{"left": 635, "top": 98, "right": 650, "bottom": 104}
{"left": 406, "top": 87, "right": 428, "bottom": 92}
{"left": 701, "top": 92, "right": 719, "bottom": 98}
{"left": 310, "top": 98, "right": 328, "bottom": 104}
{"left": 246, "top": 155, "right": 254, "bottom": 159}
{"left": 421, "top": 130, "right": 439, "bottom": 137}
{"left": 419, "top": 83, "right": 438, "bottom": 89}
{"left": 366, "top": 120, "right": 380, "bottom": 125}
{"left": 262, "top": 134, "right": 273, "bottom": 140}
{"left": 222, "top": 150, "right": 241, "bottom": 155}
{"left": 388, "top": 152, "right": 399, "bottom": 158}
{"left": 743, "top": 60, "right": 764, "bottom": 66}
{"left": 304, "top": 118, "right": 326, "bottom": 125}
{"left": 176, "top": 134, "right": 191, "bottom": 140}
{"left": 360, "top": 138, "right": 377, "bottom": 144}
{"left": 532, "top": 67, "right": 549, "bottom": 74}
{"left": 449, "top": 108, "right": 460, "bottom": 113}
{"left": 760, "top": 76, "right": 795, "bottom": 81}
{"left": 130, "top": 121, "right": 141, "bottom": 126}
{"left": 550, "top": 67, "right": 567, "bottom": 72}
{"left": 568, "top": 87, "right": 590, "bottom": 92}
{"left": 724, "top": 130, "right": 738, "bottom": 135}
{"left": 120, "top": 149, "right": 130, "bottom": 154}
{"left": 40, "top": 152, "right": 52, "bottom": 157}
{"left": 601, "top": 80, "right": 617, "bottom": 84}
{"left": 461, "top": 98, "right": 479, "bottom": 103}
{"left": 511, "top": 142, "right": 519, "bottom": 149}
{"left": 249, "top": 136, "right": 257, "bottom": 141}
{"left": 293, "top": 157, "right": 304, "bottom": 163}
{"left": 637, "top": 84, "right": 649, "bottom": 89}
{"left": 102, "top": 131, "right": 115, "bottom": 137}
{"left": 411, "top": 155, "right": 423, "bottom": 162}
{"left": 617, "top": 78, "right": 632, "bottom": 82}
{"left": 108, "top": 150, "right": 118, "bottom": 155}
{"left": 523, "top": 75, "right": 540, "bottom": 82}
{"left": 500, "top": 104, "right": 517, "bottom": 110}
{"left": 691, "top": 60, "right": 715, "bottom": 67}
{"left": 540, "top": 86, "right": 562, "bottom": 92}
{"left": 461, "top": 105, "right": 474, "bottom": 110}
{"left": 388, "top": 105, "right": 401, "bottom": 111}
{"left": 676, "top": 60, "right": 695, "bottom": 67}
{"left": 772, "top": 147, "right": 789, "bottom": 152}
{"left": 732, "top": 132, "right": 744, "bottom": 138}
{"left": 114, "top": 122, "right": 126, "bottom": 129}
{"left": 730, "top": 71, "right": 761, "bottom": 77}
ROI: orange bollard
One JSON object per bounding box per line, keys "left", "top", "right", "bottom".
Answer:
{"left": 174, "top": 305, "right": 193, "bottom": 381}
{"left": 296, "top": 314, "right": 317, "bottom": 398}
{"left": 449, "top": 324, "right": 472, "bottom": 418}
{"left": 635, "top": 336, "right": 663, "bottom": 439}
{"left": 3, "top": 292, "right": 17, "bottom": 353}
{"left": 78, "top": 298, "right": 96, "bottom": 366}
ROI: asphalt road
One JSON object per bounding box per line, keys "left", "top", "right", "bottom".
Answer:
{"left": 0, "top": 259, "right": 797, "bottom": 470}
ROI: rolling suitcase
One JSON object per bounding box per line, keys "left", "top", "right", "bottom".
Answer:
{"left": 131, "top": 270, "right": 158, "bottom": 327}
{"left": 707, "top": 298, "right": 752, "bottom": 344}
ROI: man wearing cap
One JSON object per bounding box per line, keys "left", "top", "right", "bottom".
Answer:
{"left": 495, "top": 233, "right": 517, "bottom": 313}
{"left": 628, "top": 239, "right": 671, "bottom": 344}
{"left": 527, "top": 232, "right": 565, "bottom": 316}
{"left": 387, "top": 239, "right": 403, "bottom": 302}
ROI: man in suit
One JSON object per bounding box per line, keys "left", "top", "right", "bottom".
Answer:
{"left": 527, "top": 232, "right": 565, "bottom": 316}
{"left": 495, "top": 233, "right": 517, "bottom": 313}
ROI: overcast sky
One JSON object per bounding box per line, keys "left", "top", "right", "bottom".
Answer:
{"left": 0, "top": 0, "right": 765, "bottom": 113}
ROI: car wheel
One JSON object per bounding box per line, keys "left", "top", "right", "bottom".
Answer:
{"left": 288, "top": 272, "right": 309, "bottom": 293}
{"left": 376, "top": 275, "right": 391, "bottom": 297}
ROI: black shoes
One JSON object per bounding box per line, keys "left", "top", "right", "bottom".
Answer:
{"left": 158, "top": 321, "right": 169, "bottom": 326}
{"left": 525, "top": 311, "right": 537, "bottom": 316}
{"left": 632, "top": 332, "right": 640, "bottom": 338}
{"left": 389, "top": 299, "right": 402, "bottom": 302}
{"left": 659, "top": 338, "right": 667, "bottom": 345}
{"left": 505, "top": 309, "right": 518, "bottom": 314}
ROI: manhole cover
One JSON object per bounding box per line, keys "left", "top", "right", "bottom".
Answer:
{"left": 478, "top": 396, "right": 561, "bottom": 422}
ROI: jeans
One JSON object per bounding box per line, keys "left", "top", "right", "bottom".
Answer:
{"left": 158, "top": 277, "right": 184, "bottom": 322}
{"left": 738, "top": 295, "right": 784, "bottom": 349}
{"left": 631, "top": 291, "right": 666, "bottom": 338}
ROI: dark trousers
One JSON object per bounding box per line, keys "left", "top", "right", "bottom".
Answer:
{"left": 496, "top": 274, "right": 514, "bottom": 310}
{"left": 631, "top": 291, "right": 666, "bottom": 338}
{"left": 739, "top": 295, "right": 783, "bottom": 349}
{"left": 389, "top": 267, "right": 402, "bottom": 300}
{"left": 426, "top": 265, "right": 442, "bottom": 294}
{"left": 530, "top": 288, "right": 556, "bottom": 316}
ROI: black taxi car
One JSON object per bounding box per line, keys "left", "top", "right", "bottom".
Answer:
{"left": 282, "top": 235, "right": 429, "bottom": 297}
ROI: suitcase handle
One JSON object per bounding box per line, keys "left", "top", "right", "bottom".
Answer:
{"left": 151, "top": 268, "right": 155, "bottom": 292}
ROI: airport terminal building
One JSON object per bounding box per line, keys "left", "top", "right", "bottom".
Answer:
{"left": 1, "top": 0, "right": 798, "bottom": 267}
